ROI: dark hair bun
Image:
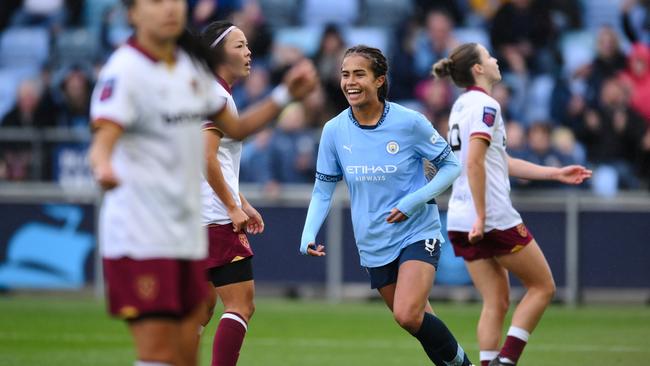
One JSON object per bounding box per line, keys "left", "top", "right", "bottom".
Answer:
{"left": 432, "top": 58, "right": 453, "bottom": 79}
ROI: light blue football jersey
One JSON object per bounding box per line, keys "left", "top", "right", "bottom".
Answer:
{"left": 316, "top": 102, "right": 452, "bottom": 267}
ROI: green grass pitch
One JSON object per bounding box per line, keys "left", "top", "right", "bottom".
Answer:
{"left": 0, "top": 296, "right": 648, "bottom": 365}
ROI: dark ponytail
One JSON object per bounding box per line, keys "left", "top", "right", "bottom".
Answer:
{"left": 343, "top": 45, "right": 389, "bottom": 102}
{"left": 432, "top": 43, "right": 480, "bottom": 88}
{"left": 121, "top": 0, "right": 214, "bottom": 71}
{"left": 177, "top": 28, "right": 215, "bottom": 71}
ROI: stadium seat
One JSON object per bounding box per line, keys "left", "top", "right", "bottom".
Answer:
{"left": 273, "top": 26, "right": 390, "bottom": 58}
{"left": 454, "top": 27, "right": 491, "bottom": 51}
{"left": 84, "top": 0, "right": 119, "bottom": 32}
{"left": 0, "top": 205, "right": 93, "bottom": 289}
{"left": 582, "top": 0, "right": 625, "bottom": 31}
{"left": 0, "top": 69, "right": 20, "bottom": 121}
{"left": 360, "top": 0, "right": 413, "bottom": 28}
{"left": 54, "top": 29, "right": 99, "bottom": 67}
{"left": 258, "top": 0, "right": 301, "bottom": 28}
{"left": 560, "top": 31, "right": 595, "bottom": 76}
{"left": 300, "top": 0, "right": 360, "bottom": 27}
{"left": 344, "top": 27, "right": 390, "bottom": 54}
{"left": 273, "top": 26, "right": 322, "bottom": 57}
{"left": 524, "top": 74, "right": 555, "bottom": 123}
{"left": 0, "top": 27, "right": 50, "bottom": 69}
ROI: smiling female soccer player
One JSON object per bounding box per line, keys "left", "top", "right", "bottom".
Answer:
{"left": 300, "top": 45, "right": 474, "bottom": 366}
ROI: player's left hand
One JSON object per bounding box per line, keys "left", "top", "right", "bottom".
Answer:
{"left": 306, "top": 243, "right": 326, "bottom": 257}
{"left": 242, "top": 203, "right": 265, "bottom": 235}
{"left": 555, "top": 165, "right": 592, "bottom": 185}
{"left": 386, "top": 208, "right": 408, "bottom": 223}
{"left": 284, "top": 59, "right": 319, "bottom": 100}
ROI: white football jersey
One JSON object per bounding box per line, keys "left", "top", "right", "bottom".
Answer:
{"left": 446, "top": 87, "right": 521, "bottom": 232}
{"left": 200, "top": 78, "right": 243, "bottom": 225}
{"left": 90, "top": 39, "right": 226, "bottom": 259}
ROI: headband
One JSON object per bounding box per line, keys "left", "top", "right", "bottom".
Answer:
{"left": 210, "top": 25, "right": 237, "bottom": 48}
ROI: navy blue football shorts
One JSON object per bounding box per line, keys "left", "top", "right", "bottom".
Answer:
{"left": 365, "top": 238, "right": 441, "bottom": 289}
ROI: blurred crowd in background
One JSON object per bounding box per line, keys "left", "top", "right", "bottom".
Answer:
{"left": 0, "top": 0, "right": 649, "bottom": 197}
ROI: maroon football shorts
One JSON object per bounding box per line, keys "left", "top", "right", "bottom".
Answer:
{"left": 103, "top": 257, "right": 209, "bottom": 320}
{"left": 448, "top": 223, "right": 534, "bottom": 261}
{"left": 204, "top": 223, "right": 254, "bottom": 270}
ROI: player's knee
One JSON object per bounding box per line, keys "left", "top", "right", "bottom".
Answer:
{"left": 137, "top": 345, "right": 177, "bottom": 365}
{"left": 540, "top": 280, "right": 556, "bottom": 302}
{"left": 393, "top": 308, "right": 421, "bottom": 333}
{"left": 531, "top": 279, "right": 556, "bottom": 304}
{"left": 485, "top": 295, "right": 510, "bottom": 315}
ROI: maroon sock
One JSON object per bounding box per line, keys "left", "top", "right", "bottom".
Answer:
{"left": 211, "top": 312, "right": 248, "bottom": 366}
{"left": 499, "top": 335, "right": 527, "bottom": 364}
{"left": 481, "top": 361, "right": 490, "bottom": 366}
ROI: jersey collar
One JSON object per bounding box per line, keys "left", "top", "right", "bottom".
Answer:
{"left": 466, "top": 86, "right": 489, "bottom": 95}
{"left": 126, "top": 36, "right": 177, "bottom": 64}
{"left": 348, "top": 102, "right": 390, "bottom": 130}
{"left": 216, "top": 75, "right": 232, "bottom": 95}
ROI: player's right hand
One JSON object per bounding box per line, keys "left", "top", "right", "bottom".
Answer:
{"left": 468, "top": 217, "right": 485, "bottom": 244}
{"left": 284, "top": 59, "right": 318, "bottom": 100}
{"left": 228, "top": 207, "right": 250, "bottom": 232}
{"left": 305, "top": 243, "right": 326, "bottom": 257}
{"left": 93, "top": 164, "right": 119, "bottom": 190}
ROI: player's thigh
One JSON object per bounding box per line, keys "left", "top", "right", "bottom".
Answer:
{"left": 465, "top": 257, "right": 510, "bottom": 303}
{"left": 393, "top": 260, "right": 435, "bottom": 314}
{"left": 377, "top": 283, "right": 396, "bottom": 311}
{"left": 215, "top": 279, "right": 255, "bottom": 308}
{"left": 129, "top": 318, "right": 181, "bottom": 362}
{"left": 496, "top": 239, "right": 554, "bottom": 289}
{"left": 179, "top": 299, "right": 209, "bottom": 366}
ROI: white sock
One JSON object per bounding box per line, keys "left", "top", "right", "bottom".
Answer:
{"left": 480, "top": 350, "right": 499, "bottom": 362}
{"left": 135, "top": 361, "right": 172, "bottom": 366}
{"left": 507, "top": 325, "right": 530, "bottom": 342}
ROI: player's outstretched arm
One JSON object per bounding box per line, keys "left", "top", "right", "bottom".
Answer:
{"left": 89, "top": 120, "right": 123, "bottom": 190}
{"left": 392, "top": 147, "right": 461, "bottom": 222}
{"left": 210, "top": 60, "right": 318, "bottom": 141}
{"left": 300, "top": 179, "right": 336, "bottom": 257}
{"left": 508, "top": 156, "right": 592, "bottom": 184}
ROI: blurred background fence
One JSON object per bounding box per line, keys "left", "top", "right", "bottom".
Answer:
{"left": 1, "top": 183, "right": 648, "bottom": 305}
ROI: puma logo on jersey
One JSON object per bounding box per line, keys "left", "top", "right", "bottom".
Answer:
{"left": 343, "top": 144, "right": 352, "bottom": 153}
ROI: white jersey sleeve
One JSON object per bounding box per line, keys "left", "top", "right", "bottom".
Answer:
{"left": 468, "top": 103, "right": 499, "bottom": 143}
{"left": 90, "top": 58, "right": 137, "bottom": 128}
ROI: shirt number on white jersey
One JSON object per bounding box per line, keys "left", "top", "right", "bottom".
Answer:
{"left": 448, "top": 123, "right": 461, "bottom": 152}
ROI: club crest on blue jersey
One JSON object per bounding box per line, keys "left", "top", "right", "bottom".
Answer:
{"left": 386, "top": 141, "right": 399, "bottom": 154}
{"left": 482, "top": 106, "right": 496, "bottom": 127}
{"left": 99, "top": 78, "right": 115, "bottom": 102}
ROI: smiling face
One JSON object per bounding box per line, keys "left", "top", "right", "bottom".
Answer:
{"left": 221, "top": 28, "right": 252, "bottom": 80}
{"left": 340, "top": 54, "right": 385, "bottom": 108}
{"left": 128, "top": 0, "right": 186, "bottom": 43}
